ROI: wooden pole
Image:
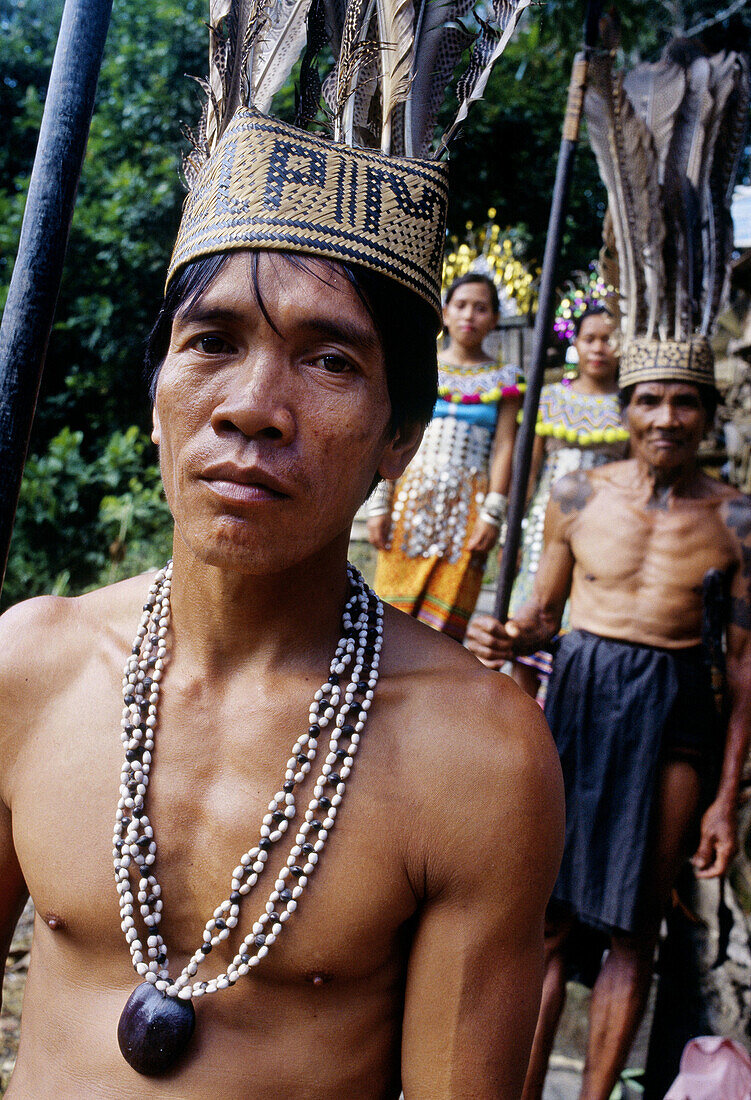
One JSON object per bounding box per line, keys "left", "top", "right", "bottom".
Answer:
{"left": 0, "top": 0, "right": 113, "bottom": 593}
{"left": 493, "top": 0, "right": 602, "bottom": 622}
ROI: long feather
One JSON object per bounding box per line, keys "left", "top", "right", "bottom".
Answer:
{"left": 250, "top": 0, "right": 315, "bottom": 114}
{"left": 203, "top": 0, "right": 268, "bottom": 153}
{"left": 404, "top": 0, "right": 474, "bottom": 157}
{"left": 662, "top": 54, "right": 713, "bottom": 337}
{"left": 436, "top": 0, "right": 531, "bottom": 155}
{"left": 623, "top": 55, "right": 685, "bottom": 183}
{"left": 295, "top": 0, "right": 329, "bottom": 127}
{"left": 584, "top": 52, "right": 664, "bottom": 342}
{"left": 375, "top": 0, "right": 415, "bottom": 152}
{"left": 700, "top": 53, "right": 750, "bottom": 334}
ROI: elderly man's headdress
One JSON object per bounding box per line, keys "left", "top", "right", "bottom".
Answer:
{"left": 583, "top": 37, "right": 749, "bottom": 389}
{"left": 167, "top": 0, "right": 532, "bottom": 317}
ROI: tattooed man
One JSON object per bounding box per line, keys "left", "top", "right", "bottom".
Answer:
{"left": 466, "top": 378, "right": 751, "bottom": 1100}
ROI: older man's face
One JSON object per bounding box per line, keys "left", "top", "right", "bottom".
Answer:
{"left": 625, "top": 381, "right": 708, "bottom": 472}
{"left": 152, "top": 251, "right": 419, "bottom": 574}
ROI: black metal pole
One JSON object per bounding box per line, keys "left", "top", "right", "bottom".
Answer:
{"left": 0, "top": 0, "right": 113, "bottom": 592}
{"left": 493, "top": 0, "right": 602, "bottom": 622}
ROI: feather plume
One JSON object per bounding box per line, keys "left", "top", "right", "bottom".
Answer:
{"left": 295, "top": 0, "right": 329, "bottom": 127}
{"left": 436, "top": 0, "right": 532, "bottom": 155}
{"left": 375, "top": 0, "right": 415, "bottom": 152}
{"left": 206, "top": 0, "right": 268, "bottom": 151}
{"left": 249, "top": 0, "right": 315, "bottom": 114}
{"left": 622, "top": 56, "right": 685, "bottom": 183}
{"left": 584, "top": 51, "right": 664, "bottom": 341}
{"left": 700, "top": 53, "right": 750, "bottom": 334}
{"left": 404, "top": 0, "right": 475, "bottom": 157}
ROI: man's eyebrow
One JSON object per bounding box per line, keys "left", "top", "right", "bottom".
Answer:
{"left": 297, "top": 316, "right": 380, "bottom": 352}
{"left": 173, "top": 304, "right": 380, "bottom": 352}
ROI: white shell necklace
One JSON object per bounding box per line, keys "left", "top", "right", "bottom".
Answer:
{"left": 113, "top": 560, "right": 383, "bottom": 1075}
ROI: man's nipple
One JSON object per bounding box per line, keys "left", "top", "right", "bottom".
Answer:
{"left": 44, "top": 913, "right": 68, "bottom": 932}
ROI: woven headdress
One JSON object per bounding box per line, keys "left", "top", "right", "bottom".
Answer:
{"left": 583, "top": 37, "right": 749, "bottom": 389}
{"left": 167, "top": 0, "right": 532, "bottom": 317}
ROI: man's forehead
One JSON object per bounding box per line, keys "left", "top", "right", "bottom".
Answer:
{"left": 632, "top": 381, "right": 701, "bottom": 398}
{"left": 175, "top": 251, "right": 382, "bottom": 350}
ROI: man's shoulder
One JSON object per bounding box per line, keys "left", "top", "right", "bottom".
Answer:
{"left": 719, "top": 487, "right": 751, "bottom": 541}
{"left": 379, "top": 605, "right": 562, "bottom": 824}
{"left": 0, "top": 571, "right": 157, "bottom": 704}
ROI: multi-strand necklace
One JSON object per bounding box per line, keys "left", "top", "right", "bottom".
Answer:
{"left": 113, "top": 560, "right": 383, "bottom": 1076}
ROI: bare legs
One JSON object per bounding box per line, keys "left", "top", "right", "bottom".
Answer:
{"left": 522, "top": 759, "right": 702, "bottom": 1100}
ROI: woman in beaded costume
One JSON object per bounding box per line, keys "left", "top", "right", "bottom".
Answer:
{"left": 367, "top": 272, "right": 523, "bottom": 642}
{"left": 509, "top": 305, "right": 629, "bottom": 696}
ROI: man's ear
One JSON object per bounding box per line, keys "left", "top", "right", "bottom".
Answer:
{"left": 151, "top": 405, "right": 161, "bottom": 446}
{"left": 377, "top": 421, "right": 425, "bottom": 481}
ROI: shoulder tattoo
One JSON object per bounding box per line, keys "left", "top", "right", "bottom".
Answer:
{"left": 725, "top": 497, "right": 751, "bottom": 542}
{"left": 551, "top": 471, "right": 594, "bottom": 515}
{"left": 730, "top": 596, "right": 751, "bottom": 631}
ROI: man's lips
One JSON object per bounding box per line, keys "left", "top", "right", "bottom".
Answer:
{"left": 200, "top": 463, "right": 291, "bottom": 502}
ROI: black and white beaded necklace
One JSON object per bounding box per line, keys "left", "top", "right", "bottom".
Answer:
{"left": 113, "top": 560, "right": 383, "bottom": 1075}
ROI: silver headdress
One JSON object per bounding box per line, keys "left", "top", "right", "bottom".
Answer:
{"left": 168, "top": 0, "right": 532, "bottom": 317}
{"left": 583, "top": 37, "right": 749, "bottom": 388}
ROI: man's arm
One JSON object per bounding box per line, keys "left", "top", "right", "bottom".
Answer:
{"left": 400, "top": 677, "right": 564, "bottom": 1097}
{"left": 0, "top": 799, "right": 28, "bottom": 1014}
{"left": 694, "top": 497, "right": 751, "bottom": 878}
{"left": 465, "top": 469, "right": 590, "bottom": 667}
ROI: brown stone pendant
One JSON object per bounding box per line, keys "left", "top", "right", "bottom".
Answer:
{"left": 118, "top": 981, "right": 196, "bottom": 1076}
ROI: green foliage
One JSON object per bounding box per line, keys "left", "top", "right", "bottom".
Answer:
{"left": 2, "top": 426, "right": 172, "bottom": 609}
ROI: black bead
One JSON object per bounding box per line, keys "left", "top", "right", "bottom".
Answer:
{"left": 156, "top": 952, "right": 167, "bottom": 965}
{"left": 230, "top": 891, "right": 241, "bottom": 903}
{"left": 327, "top": 773, "right": 340, "bottom": 786}
{"left": 309, "top": 725, "right": 320, "bottom": 736}
{"left": 258, "top": 839, "right": 270, "bottom": 850}
{"left": 356, "top": 681, "right": 368, "bottom": 693}
{"left": 241, "top": 953, "right": 250, "bottom": 964}
{"left": 215, "top": 919, "right": 226, "bottom": 930}
{"left": 271, "top": 811, "right": 285, "bottom": 824}
{"left": 202, "top": 943, "right": 212, "bottom": 954}
{"left": 335, "top": 749, "right": 347, "bottom": 761}
{"left": 296, "top": 753, "right": 307, "bottom": 765}
{"left": 283, "top": 781, "right": 294, "bottom": 793}
{"left": 290, "top": 865, "right": 304, "bottom": 878}
{"left": 341, "top": 724, "right": 354, "bottom": 736}
{"left": 301, "top": 843, "right": 314, "bottom": 855}
{"left": 137, "top": 836, "right": 150, "bottom": 848}
{"left": 328, "top": 674, "right": 339, "bottom": 685}
{"left": 254, "top": 934, "right": 266, "bottom": 947}
{"left": 124, "top": 695, "right": 135, "bottom": 705}
{"left": 310, "top": 820, "right": 322, "bottom": 831}
{"left": 280, "top": 889, "right": 293, "bottom": 902}
{"left": 117, "top": 982, "right": 196, "bottom": 1076}
{"left": 318, "top": 796, "right": 331, "bottom": 809}
{"left": 269, "top": 911, "right": 280, "bottom": 923}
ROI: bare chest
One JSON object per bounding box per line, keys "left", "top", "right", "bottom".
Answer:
{"left": 570, "top": 494, "right": 738, "bottom": 596}
{"left": 11, "top": 675, "right": 417, "bottom": 998}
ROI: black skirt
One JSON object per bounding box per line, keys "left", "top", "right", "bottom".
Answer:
{"left": 545, "top": 629, "right": 718, "bottom": 934}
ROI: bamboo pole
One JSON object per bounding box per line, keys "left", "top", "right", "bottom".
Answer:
{"left": 493, "top": 0, "right": 603, "bottom": 622}
{"left": 0, "top": 0, "right": 113, "bottom": 592}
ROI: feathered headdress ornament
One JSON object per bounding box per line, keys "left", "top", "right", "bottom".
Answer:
{"left": 583, "top": 36, "right": 749, "bottom": 388}
{"left": 168, "top": 0, "right": 532, "bottom": 316}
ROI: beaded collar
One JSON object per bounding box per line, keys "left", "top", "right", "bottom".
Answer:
{"left": 437, "top": 359, "right": 526, "bottom": 405}
{"left": 522, "top": 382, "right": 629, "bottom": 447}
{"left": 114, "top": 561, "right": 383, "bottom": 1075}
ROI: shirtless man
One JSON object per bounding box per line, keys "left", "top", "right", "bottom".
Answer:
{"left": 467, "top": 377, "right": 751, "bottom": 1100}
{"left": 0, "top": 247, "right": 562, "bottom": 1095}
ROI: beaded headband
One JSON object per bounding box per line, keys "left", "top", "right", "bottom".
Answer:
{"left": 168, "top": 110, "right": 449, "bottom": 314}
{"left": 620, "top": 337, "right": 715, "bottom": 391}
{"left": 166, "top": 0, "right": 533, "bottom": 319}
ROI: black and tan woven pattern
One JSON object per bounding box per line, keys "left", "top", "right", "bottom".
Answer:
{"left": 620, "top": 337, "right": 715, "bottom": 390}
{"left": 168, "top": 110, "right": 449, "bottom": 315}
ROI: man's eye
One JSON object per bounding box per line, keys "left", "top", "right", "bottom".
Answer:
{"left": 314, "top": 354, "right": 351, "bottom": 374}
{"left": 196, "top": 335, "right": 231, "bottom": 354}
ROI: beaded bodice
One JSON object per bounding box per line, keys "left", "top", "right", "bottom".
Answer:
{"left": 391, "top": 361, "right": 521, "bottom": 563}
{"left": 534, "top": 382, "right": 628, "bottom": 449}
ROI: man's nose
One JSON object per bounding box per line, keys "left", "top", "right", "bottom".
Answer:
{"left": 653, "top": 400, "right": 679, "bottom": 427}
{"left": 210, "top": 355, "right": 295, "bottom": 442}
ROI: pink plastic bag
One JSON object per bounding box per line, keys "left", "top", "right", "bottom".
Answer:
{"left": 664, "top": 1037, "right": 751, "bottom": 1100}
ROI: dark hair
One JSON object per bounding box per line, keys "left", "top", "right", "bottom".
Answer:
{"left": 444, "top": 272, "right": 500, "bottom": 315}
{"left": 144, "top": 251, "right": 439, "bottom": 436}
{"left": 619, "top": 382, "right": 719, "bottom": 423}
{"left": 572, "top": 304, "right": 613, "bottom": 338}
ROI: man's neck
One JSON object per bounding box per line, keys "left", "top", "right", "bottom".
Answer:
{"left": 166, "top": 532, "right": 353, "bottom": 678}
{"left": 634, "top": 457, "right": 703, "bottom": 510}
